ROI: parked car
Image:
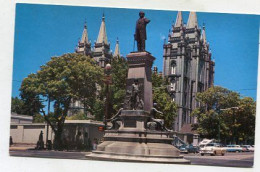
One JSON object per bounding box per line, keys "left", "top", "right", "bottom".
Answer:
{"left": 225, "top": 145, "right": 243, "bottom": 152}
{"left": 241, "top": 145, "right": 252, "bottom": 152}
{"left": 186, "top": 144, "right": 200, "bottom": 153}
{"left": 200, "top": 143, "right": 226, "bottom": 156}
{"left": 178, "top": 145, "right": 188, "bottom": 154}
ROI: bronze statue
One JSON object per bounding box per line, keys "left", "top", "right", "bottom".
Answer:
{"left": 129, "top": 79, "right": 144, "bottom": 110}
{"left": 107, "top": 108, "right": 123, "bottom": 130}
{"left": 135, "top": 11, "right": 150, "bottom": 52}
{"left": 148, "top": 103, "right": 169, "bottom": 131}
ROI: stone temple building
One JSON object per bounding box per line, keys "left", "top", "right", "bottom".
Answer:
{"left": 68, "top": 14, "right": 122, "bottom": 116}
{"left": 162, "top": 11, "right": 215, "bottom": 132}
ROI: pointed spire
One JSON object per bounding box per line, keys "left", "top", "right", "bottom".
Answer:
{"left": 174, "top": 11, "right": 183, "bottom": 27}
{"left": 80, "top": 20, "right": 89, "bottom": 44}
{"left": 97, "top": 14, "right": 108, "bottom": 44}
{"left": 187, "top": 12, "right": 198, "bottom": 28}
{"left": 113, "top": 37, "right": 120, "bottom": 58}
{"left": 201, "top": 23, "right": 207, "bottom": 44}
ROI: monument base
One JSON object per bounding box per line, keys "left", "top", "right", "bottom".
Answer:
{"left": 86, "top": 143, "right": 190, "bottom": 164}
{"left": 85, "top": 110, "right": 190, "bottom": 164}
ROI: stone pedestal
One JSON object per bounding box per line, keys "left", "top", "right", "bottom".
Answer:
{"left": 119, "top": 110, "right": 149, "bottom": 131}
{"left": 124, "top": 51, "right": 155, "bottom": 112}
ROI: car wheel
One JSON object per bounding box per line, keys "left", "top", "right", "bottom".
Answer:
{"left": 201, "top": 154, "right": 204, "bottom": 156}
{"left": 236, "top": 150, "right": 239, "bottom": 153}
{"left": 221, "top": 153, "right": 225, "bottom": 156}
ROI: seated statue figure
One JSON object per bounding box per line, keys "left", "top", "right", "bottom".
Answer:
{"left": 147, "top": 103, "right": 169, "bottom": 131}
{"left": 107, "top": 108, "right": 123, "bottom": 130}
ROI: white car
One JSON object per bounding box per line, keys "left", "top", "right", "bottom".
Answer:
{"left": 225, "top": 145, "right": 243, "bottom": 152}
{"left": 241, "top": 145, "right": 254, "bottom": 152}
{"left": 200, "top": 143, "right": 226, "bottom": 156}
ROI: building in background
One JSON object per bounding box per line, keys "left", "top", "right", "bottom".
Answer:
{"left": 11, "top": 113, "right": 33, "bottom": 124}
{"left": 10, "top": 119, "right": 105, "bottom": 148}
{"left": 69, "top": 14, "right": 122, "bottom": 116}
{"left": 162, "top": 11, "right": 215, "bottom": 132}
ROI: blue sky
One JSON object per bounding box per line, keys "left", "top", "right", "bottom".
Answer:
{"left": 12, "top": 3, "right": 259, "bottom": 100}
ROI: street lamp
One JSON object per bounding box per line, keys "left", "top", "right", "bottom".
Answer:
{"left": 104, "top": 63, "right": 112, "bottom": 129}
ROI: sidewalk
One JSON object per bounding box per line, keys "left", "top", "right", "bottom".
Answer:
{"left": 9, "top": 144, "right": 35, "bottom": 151}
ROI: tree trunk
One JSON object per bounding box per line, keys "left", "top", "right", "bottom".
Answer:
{"left": 53, "top": 127, "right": 63, "bottom": 151}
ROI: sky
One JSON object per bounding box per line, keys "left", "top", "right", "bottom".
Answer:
{"left": 12, "top": 3, "right": 259, "bottom": 100}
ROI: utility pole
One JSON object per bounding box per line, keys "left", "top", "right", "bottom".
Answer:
{"left": 46, "top": 97, "right": 50, "bottom": 149}
{"left": 104, "top": 63, "right": 112, "bottom": 130}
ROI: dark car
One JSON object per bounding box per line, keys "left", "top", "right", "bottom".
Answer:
{"left": 186, "top": 145, "right": 200, "bottom": 153}
{"left": 177, "top": 145, "right": 188, "bottom": 154}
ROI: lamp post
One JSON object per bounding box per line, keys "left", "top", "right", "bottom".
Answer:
{"left": 46, "top": 97, "right": 50, "bottom": 148}
{"left": 104, "top": 63, "right": 112, "bottom": 129}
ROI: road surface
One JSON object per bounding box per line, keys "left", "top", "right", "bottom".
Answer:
{"left": 9, "top": 150, "right": 254, "bottom": 168}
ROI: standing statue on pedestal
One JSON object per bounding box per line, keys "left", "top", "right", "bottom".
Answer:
{"left": 135, "top": 11, "right": 150, "bottom": 52}
{"left": 129, "top": 79, "right": 144, "bottom": 110}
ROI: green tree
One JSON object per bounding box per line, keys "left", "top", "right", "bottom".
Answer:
{"left": 20, "top": 53, "right": 104, "bottom": 150}
{"left": 231, "top": 97, "right": 255, "bottom": 144}
{"left": 152, "top": 73, "right": 177, "bottom": 128}
{"left": 33, "top": 113, "right": 45, "bottom": 123}
{"left": 66, "top": 112, "right": 88, "bottom": 120}
{"left": 11, "top": 97, "right": 25, "bottom": 114}
{"left": 191, "top": 86, "right": 256, "bottom": 144}
{"left": 109, "top": 57, "right": 128, "bottom": 117}
{"left": 152, "top": 72, "right": 165, "bottom": 88}
{"left": 12, "top": 96, "right": 43, "bottom": 117}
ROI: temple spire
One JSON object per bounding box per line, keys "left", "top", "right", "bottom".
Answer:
{"left": 174, "top": 11, "right": 183, "bottom": 27}
{"left": 96, "top": 14, "right": 108, "bottom": 44}
{"left": 113, "top": 38, "right": 121, "bottom": 58}
{"left": 187, "top": 12, "right": 198, "bottom": 28}
{"left": 80, "top": 20, "right": 90, "bottom": 44}
{"left": 75, "top": 20, "right": 91, "bottom": 56}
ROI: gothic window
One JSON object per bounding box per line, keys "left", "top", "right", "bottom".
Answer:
{"left": 170, "top": 61, "right": 176, "bottom": 75}
{"left": 182, "top": 110, "right": 186, "bottom": 124}
{"left": 184, "top": 60, "right": 189, "bottom": 75}
{"left": 199, "top": 61, "right": 204, "bottom": 82}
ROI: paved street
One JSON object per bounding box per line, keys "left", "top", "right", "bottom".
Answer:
{"left": 183, "top": 152, "right": 254, "bottom": 168}
{"left": 9, "top": 150, "right": 254, "bottom": 168}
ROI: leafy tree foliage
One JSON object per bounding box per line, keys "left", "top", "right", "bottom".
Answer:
{"left": 20, "top": 53, "right": 103, "bottom": 150}
{"left": 11, "top": 97, "right": 25, "bottom": 114}
{"left": 109, "top": 57, "right": 128, "bottom": 117}
{"left": 66, "top": 112, "right": 88, "bottom": 120}
{"left": 152, "top": 73, "right": 177, "bottom": 128}
{"left": 152, "top": 72, "right": 165, "bottom": 88}
{"left": 191, "top": 86, "right": 256, "bottom": 144}
{"left": 33, "top": 113, "right": 45, "bottom": 123}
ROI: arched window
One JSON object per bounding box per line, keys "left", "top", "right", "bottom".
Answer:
{"left": 170, "top": 61, "right": 176, "bottom": 75}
